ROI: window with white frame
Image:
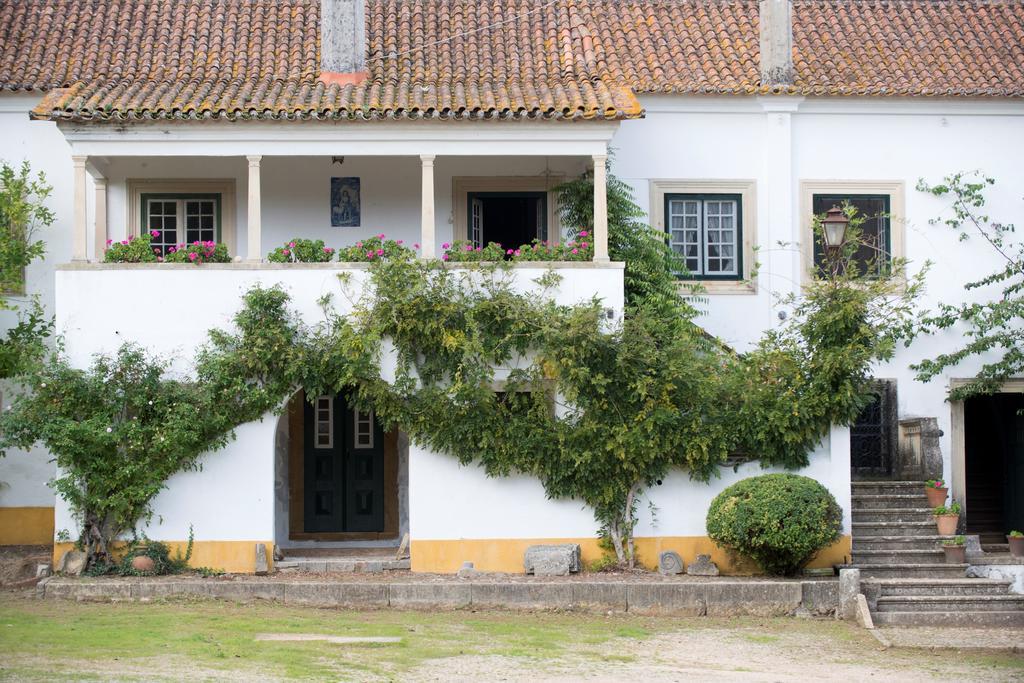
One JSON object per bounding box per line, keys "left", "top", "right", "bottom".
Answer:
{"left": 353, "top": 409, "right": 374, "bottom": 449}
{"left": 142, "top": 193, "right": 221, "bottom": 256}
{"left": 314, "top": 395, "right": 333, "bottom": 449}
{"left": 664, "top": 194, "right": 742, "bottom": 279}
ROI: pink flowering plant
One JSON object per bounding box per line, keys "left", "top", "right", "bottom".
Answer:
{"left": 103, "top": 233, "right": 159, "bottom": 263}
{"left": 440, "top": 232, "right": 594, "bottom": 263}
{"left": 441, "top": 240, "right": 505, "bottom": 262}
{"left": 925, "top": 479, "right": 946, "bottom": 489}
{"left": 335, "top": 234, "right": 415, "bottom": 262}
{"left": 267, "top": 238, "right": 335, "bottom": 263}
{"left": 164, "top": 240, "right": 231, "bottom": 265}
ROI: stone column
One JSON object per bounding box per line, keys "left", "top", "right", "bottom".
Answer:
{"left": 592, "top": 153, "right": 609, "bottom": 263}
{"left": 93, "top": 176, "right": 107, "bottom": 261}
{"left": 247, "top": 155, "right": 262, "bottom": 261}
{"left": 71, "top": 155, "right": 88, "bottom": 262}
{"left": 420, "top": 155, "right": 436, "bottom": 259}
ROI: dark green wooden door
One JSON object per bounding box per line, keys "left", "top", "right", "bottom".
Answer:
{"left": 303, "top": 393, "right": 385, "bottom": 533}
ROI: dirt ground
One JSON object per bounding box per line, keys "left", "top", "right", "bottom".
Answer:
{"left": 0, "top": 545, "right": 49, "bottom": 587}
{"left": 401, "top": 626, "right": 1024, "bottom": 683}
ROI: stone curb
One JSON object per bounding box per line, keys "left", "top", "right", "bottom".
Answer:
{"left": 37, "top": 578, "right": 838, "bottom": 616}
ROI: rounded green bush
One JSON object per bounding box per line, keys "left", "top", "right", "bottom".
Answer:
{"left": 706, "top": 473, "right": 842, "bottom": 576}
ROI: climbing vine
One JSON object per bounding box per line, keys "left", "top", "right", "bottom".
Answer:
{"left": 0, "top": 165, "right": 922, "bottom": 570}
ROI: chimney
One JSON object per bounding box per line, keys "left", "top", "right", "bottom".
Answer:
{"left": 321, "top": 0, "right": 367, "bottom": 83}
{"left": 759, "top": 0, "right": 794, "bottom": 86}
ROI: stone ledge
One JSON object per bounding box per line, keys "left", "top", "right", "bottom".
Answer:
{"left": 37, "top": 578, "right": 838, "bottom": 616}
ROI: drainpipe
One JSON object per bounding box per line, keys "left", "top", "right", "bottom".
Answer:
{"left": 759, "top": 0, "right": 795, "bottom": 87}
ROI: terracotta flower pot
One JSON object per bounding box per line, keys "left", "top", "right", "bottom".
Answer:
{"left": 934, "top": 513, "right": 959, "bottom": 536}
{"left": 1009, "top": 536, "right": 1024, "bottom": 558}
{"left": 131, "top": 555, "right": 156, "bottom": 573}
{"left": 942, "top": 545, "right": 966, "bottom": 564}
{"left": 925, "top": 486, "right": 948, "bottom": 508}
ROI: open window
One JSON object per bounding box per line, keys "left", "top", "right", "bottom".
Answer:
{"left": 453, "top": 177, "right": 561, "bottom": 250}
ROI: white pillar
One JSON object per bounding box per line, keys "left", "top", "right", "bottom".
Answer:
{"left": 420, "top": 155, "right": 436, "bottom": 259}
{"left": 71, "top": 155, "right": 88, "bottom": 262}
{"left": 247, "top": 155, "right": 262, "bottom": 261}
{"left": 592, "top": 153, "right": 609, "bottom": 263}
{"left": 93, "top": 176, "right": 107, "bottom": 261}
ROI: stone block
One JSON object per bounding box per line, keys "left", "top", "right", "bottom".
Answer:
{"left": 838, "top": 568, "right": 861, "bottom": 621}
{"left": 705, "top": 582, "right": 802, "bottom": 617}
{"left": 471, "top": 583, "right": 573, "bottom": 609}
{"left": 524, "top": 544, "right": 581, "bottom": 576}
{"left": 800, "top": 580, "right": 839, "bottom": 616}
{"left": 855, "top": 593, "right": 874, "bottom": 629}
{"left": 282, "top": 582, "right": 387, "bottom": 607}
{"left": 74, "top": 581, "right": 132, "bottom": 601}
{"left": 571, "top": 582, "right": 628, "bottom": 612}
{"left": 134, "top": 580, "right": 209, "bottom": 600}
{"left": 36, "top": 564, "right": 51, "bottom": 578}
{"left": 456, "top": 561, "right": 479, "bottom": 579}
{"left": 658, "top": 551, "right": 684, "bottom": 576}
{"left": 57, "top": 550, "right": 87, "bottom": 576}
{"left": 686, "top": 554, "right": 719, "bottom": 577}
{"left": 255, "top": 544, "right": 269, "bottom": 576}
{"left": 210, "top": 582, "right": 257, "bottom": 602}
{"left": 627, "top": 583, "right": 705, "bottom": 615}
{"left": 390, "top": 583, "right": 471, "bottom": 608}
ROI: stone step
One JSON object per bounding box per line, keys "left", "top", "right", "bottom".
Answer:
{"left": 873, "top": 610, "right": 1024, "bottom": 627}
{"left": 851, "top": 481, "right": 927, "bottom": 496}
{"left": 982, "top": 543, "right": 1010, "bottom": 554}
{"left": 851, "top": 563, "right": 967, "bottom": 579}
{"left": 875, "top": 595, "right": 1024, "bottom": 613}
{"left": 852, "top": 536, "right": 952, "bottom": 552}
{"left": 276, "top": 558, "right": 410, "bottom": 573}
{"left": 866, "top": 578, "right": 1013, "bottom": 598}
{"left": 852, "top": 549, "right": 946, "bottom": 565}
{"left": 852, "top": 521, "right": 939, "bottom": 538}
{"left": 851, "top": 494, "right": 930, "bottom": 510}
{"left": 852, "top": 508, "right": 937, "bottom": 524}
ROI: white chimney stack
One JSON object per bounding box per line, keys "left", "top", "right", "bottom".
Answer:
{"left": 759, "top": 0, "right": 794, "bottom": 86}
{"left": 321, "top": 0, "right": 366, "bottom": 74}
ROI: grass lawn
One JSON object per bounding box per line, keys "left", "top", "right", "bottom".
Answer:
{"left": 1, "top": 594, "right": 1022, "bottom": 682}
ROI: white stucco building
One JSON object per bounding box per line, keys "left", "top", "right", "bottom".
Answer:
{"left": 1, "top": 0, "right": 1022, "bottom": 573}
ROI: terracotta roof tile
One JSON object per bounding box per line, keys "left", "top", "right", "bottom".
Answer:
{"left": 2, "top": 0, "right": 1022, "bottom": 124}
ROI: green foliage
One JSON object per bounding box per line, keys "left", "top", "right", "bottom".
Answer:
{"left": 336, "top": 235, "right": 414, "bottom": 262}
{"left": 926, "top": 479, "right": 946, "bottom": 489}
{"left": 117, "top": 529, "right": 193, "bottom": 576}
{"left": 267, "top": 238, "right": 335, "bottom": 263}
{"left": 0, "top": 345, "right": 238, "bottom": 567}
{"left": 933, "top": 502, "right": 962, "bottom": 516}
{"left": 0, "top": 160, "right": 50, "bottom": 300}
{"left": 442, "top": 240, "right": 507, "bottom": 261}
{"left": 165, "top": 241, "right": 231, "bottom": 265}
{"left": 913, "top": 172, "right": 1023, "bottom": 400}
{"left": 1009, "top": 530, "right": 1023, "bottom": 538}
{"left": 193, "top": 565, "right": 226, "bottom": 577}
{"left": 441, "top": 238, "right": 594, "bottom": 262}
{"left": 104, "top": 234, "right": 159, "bottom": 263}
{"left": 705, "top": 473, "right": 842, "bottom": 576}
{"left": 941, "top": 535, "right": 966, "bottom": 546}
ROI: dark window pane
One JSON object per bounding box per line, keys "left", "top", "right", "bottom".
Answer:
{"left": 812, "top": 194, "right": 890, "bottom": 277}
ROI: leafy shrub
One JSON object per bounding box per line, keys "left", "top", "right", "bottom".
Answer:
{"left": 925, "top": 478, "right": 946, "bottom": 489}
{"left": 268, "top": 238, "right": 335, "bottom": 263}
{"left": 441, "top": 235, "right": 594, "bottom": 262}
{"left": 941, "top": 535, "right": 965, "bottom": 546}
{"left": 933, "top": 501, "right": 962, "bottom": 515}
{"left": 165, "top": 241, "right": 231, "bottom": 265}
{"left": 336, "top": 234, "right": 414, "bottom": 262}
{"left": 104, "top": 233, "right": 159, "bottom": 263}
{"left": 118, "top": 533, "right": 192, "bottom": 576}
{"left": 706, "top": 473, "right": 842, "bottom": 576}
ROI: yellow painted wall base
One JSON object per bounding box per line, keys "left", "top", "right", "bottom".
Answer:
{"left": 411, "top": 535, "right": 853, "bottom": 575}
{"left": 0, "top": 507, "right": 54, "bottom": 546}
{"left": 52, "top": 540, "right": 274, "bottom": 574}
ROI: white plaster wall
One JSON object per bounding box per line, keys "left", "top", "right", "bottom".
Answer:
{"left": 54, "top": 264, "right": 623, "bottom": 541}
{"left": 0, "top": 94, "right": 71, "bottom": 508}
{"left": 411, "top": 425, "right": 852, "bottom": 540}
{"left": 612, "top": 95, "right": 1024, "bottom": 487}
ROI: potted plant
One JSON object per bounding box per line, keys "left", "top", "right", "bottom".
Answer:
{"left": 933, "top": 501, "right": 961, "bottom": 536}
{"left": 941, "top": 535, "right": 967, "bottom": 564}
{"left": 924, "top": 479, "right": 948, "bottom": 508}
{"left": 1009, "top": 530, "right": 1024, "bottom": 558}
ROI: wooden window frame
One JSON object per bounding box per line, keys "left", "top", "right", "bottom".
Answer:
{"left": 353, "top": 408, "right": 374, "bottom": 449}
{"left": 141, "top": 194, "right": 222, "bottom": 253}
{"left": 650, "top": 179, "right": 757, "bottom": 294}
{"left": 127, "top": 179, "right": 236, "bottom": 254}
{"left": 314, "top": 395, "right": 334, "bottom": 449}
{"left": 800, "top": 180, "right": 905, "bottom": 286}
{"left": 664, "top": 193, "right": 743, "bottom": 281}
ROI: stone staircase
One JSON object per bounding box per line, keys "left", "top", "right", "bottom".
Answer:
{"left": 276, "top": 547, "right": 410, "bottom": 573}
{"left": 851, "top": 481, "right": 1024, "bottom": 626}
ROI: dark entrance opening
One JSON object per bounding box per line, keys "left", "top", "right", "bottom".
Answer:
{"left": 468, "top": 192, "right": 547, "bottom": 250}
{"left": 303, "top": 391, "right": 386, "bottom": 534}
{"left": 850, "top": 380, "right": 898, "bottom": 480}
{"left": 964, "top": 393, "right": 1024, "bottom": 543}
